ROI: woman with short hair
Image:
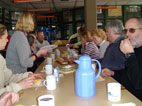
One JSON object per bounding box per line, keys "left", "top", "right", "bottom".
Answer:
{"left": 6, "top": 12, "right": 48, "bottom": 74}
{"left": 81, "top": 31, "right": 99, "bottom": 59}
{"left": 92, "top": 29, "right": 110, "bottom": 59}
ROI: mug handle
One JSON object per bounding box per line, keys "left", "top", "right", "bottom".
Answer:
{"left": 43, "top": 66, "right": 45, "bottom": 71}
{"left": 43, "top": 80, "right": 47, "bottom": 87}
{"left": 91, "top": 59, "right": 102, "bottom": 78}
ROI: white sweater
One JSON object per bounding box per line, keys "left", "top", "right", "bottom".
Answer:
{"left": 0, "top": 54, "right": 31, "bottom": 95}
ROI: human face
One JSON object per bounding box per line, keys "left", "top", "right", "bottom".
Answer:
{"left": 32, "top": 39, "right": 36, "bottom": 49}
{"left": 0, "top": 30, "right": 8, "bottom": 50}
{"left": 125, "top": 18, "right": 142, "bottom": 48}
{"left": 105, "top": 28, "right": 114, "bottom": 43}
{"left": 31, "top": 35, "right": 37, "bottom": 49}
{"left": 37, "top": 32, "right": 44, "bottom": 42}
{"left": 93, "top": 35, "right": 102, "bottom": 46}
{"left": 81, "top": 35, "right": 87, "bottom": 44}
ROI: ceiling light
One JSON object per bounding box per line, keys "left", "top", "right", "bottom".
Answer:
{"left": 97, "top": 6, "right": 117, "bottom": 9}
{"left": 37, "top": 15, "right": 55, "bottom": 19}
{"left": 27, "top": 8, "right": 51, "bottom": 11}
{"left": 14, "top": 0, "right": 46, "bottom": 3}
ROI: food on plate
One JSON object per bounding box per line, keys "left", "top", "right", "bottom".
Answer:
{"left": 34, "top": 78, "right": 42, "bottom": 85}
{"left": 68, "top": 58, "right": 74, "bottom": 64}
{"left": 54, "top": 40, "right": 63, "bottom": 45}
{"left": 56, "top": 57, "right": 68, "bottom": 64}
{"left": 56, "top": 57, "right": 77, "bottom": 64}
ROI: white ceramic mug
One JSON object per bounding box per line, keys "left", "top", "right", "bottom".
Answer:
{"left": 38, "top": 95, "right": 55, "bottom": 106}
{"left": 43, "top": 65, "right": 53, "bottom": 75}
{"left": 43, "top": 75, "right": 56, "bottom": 90}
{"left": 47, "top": 57, "right": 52, "bottom": 65}
{"left": 107, "top": 82, "right": 121, "bottom": 102}
{"left": 51, "top": 53, "right": 55, "bottom": 61}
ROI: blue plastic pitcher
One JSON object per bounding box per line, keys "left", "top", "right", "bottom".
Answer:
{"left": 74, "top": 55, "right": 101, "bottom": 98}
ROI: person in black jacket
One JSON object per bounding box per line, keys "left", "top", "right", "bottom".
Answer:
{"left": 102, "top": 17, "right": 142, "bottom": 100}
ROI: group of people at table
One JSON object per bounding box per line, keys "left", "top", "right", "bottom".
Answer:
{"left": 0, "top": 11, "right": 142, "bottom": 106}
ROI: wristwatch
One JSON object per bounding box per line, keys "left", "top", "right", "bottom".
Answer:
{"left": 125, "top": 53, "right": 134, "bottom": 58}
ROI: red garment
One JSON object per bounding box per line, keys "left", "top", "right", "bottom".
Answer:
{"left": 5, "top": 35, "right": 11, "bottom": 50}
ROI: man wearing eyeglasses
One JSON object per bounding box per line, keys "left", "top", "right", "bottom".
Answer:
{"left": 102, "top": 18, "right": 142, "bottom": 100}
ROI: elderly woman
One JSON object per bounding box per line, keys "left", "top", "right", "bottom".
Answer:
{"left": 0, "top": 24, "right": 43, "bottom": 96}
{"left": 91, "top": 29, "right": 110, "bottom": 59}
{"left": 81, "top": 31, "right": 99, "bottom": 59}
{"left": 6, "top": 12, "right": 48, "bottom": 74}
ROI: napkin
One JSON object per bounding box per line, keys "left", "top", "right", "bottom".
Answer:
{"left": 112, "top": 102, "right": 136, "bottom": 106}
{"left": 96, "top": 75, "right": 105, "bottom": 82}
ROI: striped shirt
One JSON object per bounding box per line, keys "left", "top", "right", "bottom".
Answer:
{"left": 81, "top": 41, "right": 99, "bottom": 59}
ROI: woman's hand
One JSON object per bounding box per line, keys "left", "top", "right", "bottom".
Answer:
{"left": 101, "top": 68, "right": 114, "bottom": 77}
{"left": 36, "top": 48, "right": 49, "bottom": 57}
{"left": 18, "top": 75, "right": 35, "bottom": 89}
{"left": 67, "top": 39, "right": 70, "bottom": 44}
{"left": 0, "top": 92, "right": 19, "bottom": 106}
{"left": 29, "top": 73, "right": 45, "bottom": 79}
{"left": 73, "top": 45, "right": 79, "bottom": 49}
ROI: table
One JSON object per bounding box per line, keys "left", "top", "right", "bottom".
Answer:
{"left": 14, "top": 60, "right": 142, "bottom": 106}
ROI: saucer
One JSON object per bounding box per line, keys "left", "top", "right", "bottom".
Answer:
{"left": 41, "top": 45, "right": 58, "bottom": 49}
{"left": 40, "top": 70, "right": 46, "bottom": 73}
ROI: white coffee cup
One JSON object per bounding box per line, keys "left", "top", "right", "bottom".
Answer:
{"left": 44, "top": 65, "right": 53, "bottom": 75}
{"left": 47, "top": 57, "right": 52, "bottom": 65}
{"left": 107, "top": 82, "right": 121, "bottom": 102}
{"left": 43, "top": 75, "right": 56, "bottom": 90}
{"left": 51, "top": 53, "right": 55, "bottom": 61}
{"left": 38, "top": 95, "right": 55, "bottom": 106}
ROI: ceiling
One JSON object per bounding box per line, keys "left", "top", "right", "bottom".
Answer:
{"left": 0, "top": 0, "right": 84, "bottom": 15}
{"left": 0, "top": 0, "right": 142, "bottom": 15}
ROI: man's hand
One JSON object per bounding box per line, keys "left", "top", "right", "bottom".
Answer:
{"left": 120, "top": 39, "right": 134, "bottom": 54}
{"left": 101, "top": 68, "right": 114, "bottom": 77}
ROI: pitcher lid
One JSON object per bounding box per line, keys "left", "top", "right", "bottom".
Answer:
{"left": 79, "top": 55, "right": 91, "bottom": 61}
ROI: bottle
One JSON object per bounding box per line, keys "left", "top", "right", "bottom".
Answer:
{"left": 54, "top": 67, "right": 59, "bottom": 82}
{"left": 55, "top": 49, "right": 60, "bottom": 57}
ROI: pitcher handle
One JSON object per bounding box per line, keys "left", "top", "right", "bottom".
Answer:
{"left": 91, "top": 59, "right": 101, "bottom": 78}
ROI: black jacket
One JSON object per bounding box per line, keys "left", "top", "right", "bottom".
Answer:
{"left": 113, "top": 47, "right": 142, "bottom": 100}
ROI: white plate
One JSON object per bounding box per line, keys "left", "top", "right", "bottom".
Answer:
{"left": 40, "top": 70, "right": 46, "bottom": 73}
{"left": 63, "top": 65, "right": 73, "bottom": 69}
{"left": 41, "top": 45, "right": 58, "bottom": 49}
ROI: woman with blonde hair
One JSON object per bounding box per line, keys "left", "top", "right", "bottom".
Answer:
{"left": 0, "top": 24, "right": 43, "bottom": 97}
{"left": 6, "top": 12, "right": 48, "bottom": 74}
{"left": 92, "top": 29, "right": 109, "bottom": 59}
{"left": 81, "top": 31, "right": 99, "bottom": 59}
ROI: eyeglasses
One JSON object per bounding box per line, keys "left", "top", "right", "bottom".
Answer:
{"left": 123, "top": 28, "right": 142, "bottom": 34}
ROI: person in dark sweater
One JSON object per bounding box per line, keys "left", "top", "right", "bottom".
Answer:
{"left": 102, "top": 17, "right": 142, "bottom": 100}
{"left": 101, "top": 20, "right": 126, "bottom": 71}
{"left": 27, "top": 34, "right": 44, "bottom": 72}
